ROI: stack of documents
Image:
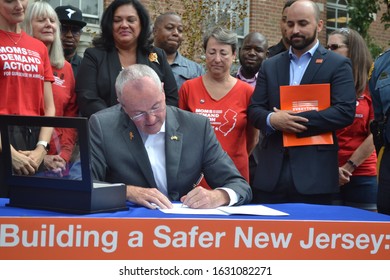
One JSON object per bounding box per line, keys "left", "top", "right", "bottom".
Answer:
{"left": 159, "top": 204, "right": 289, "bottom": 216}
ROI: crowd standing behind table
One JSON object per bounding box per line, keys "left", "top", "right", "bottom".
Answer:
{"left": 1, "top": 0, "right": 390, "bottom": 265}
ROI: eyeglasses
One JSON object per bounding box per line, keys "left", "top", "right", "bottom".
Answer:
{"left": 61, "top": 25, "right": 82, "bottom": 36}
{"left": 129, "top": 104, "right": 165, "bottom": 121}
{"left": 326, "top": 44, "right": 347, "bottom": 51}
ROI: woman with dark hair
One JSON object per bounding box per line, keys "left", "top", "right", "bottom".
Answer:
{"left": 75, "top": 0, "right": 178, "bottom": 118}
{"left": 327, "top": 28, "right": 378, "bottom": 211}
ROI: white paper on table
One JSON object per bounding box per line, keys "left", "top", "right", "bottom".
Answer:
{"left": 218, "top": 205, "right": 289, "bottom": 216}
{"left": 159, "top": 203, "right": 289, "bottom": 216}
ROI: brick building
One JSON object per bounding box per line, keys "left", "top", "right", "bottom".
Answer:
{"left": 47, "top": 0, "right": 390, "bottom": 58}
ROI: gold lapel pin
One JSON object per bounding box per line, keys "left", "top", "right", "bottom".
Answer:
{"left": 315, "top": 58, "right": 323, "bottom": 64}
{"left": 170, "top": 135, "right": 179, "bottom": 141}
{"left": 129, "top": 132, "right": 134, "bottom": 140}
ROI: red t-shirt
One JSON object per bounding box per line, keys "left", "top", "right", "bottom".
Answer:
{"left": 179, "top": 76, "right": 254, "bottom": 182}
{"left": 0, "top": 30, "right": 54, "bottom": 116}
{"left": 336, "top": 90, "right": 377, "bottom": 176}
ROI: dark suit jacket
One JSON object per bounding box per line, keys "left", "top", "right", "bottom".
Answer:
{"left": 89, "top": 105, "right": 252, "bottom": 205}
{"left": 268, "top": 39, "right": 287, "bottom": 58}
{"left": 75, "top": 46, "right": 178, "bottom": 118}
{"left": 247, "top": 45, "right": 356, "bottom": 194}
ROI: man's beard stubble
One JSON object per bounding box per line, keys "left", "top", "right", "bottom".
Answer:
{"left": 287, "top": 30, "right": 317, "bottom": 51}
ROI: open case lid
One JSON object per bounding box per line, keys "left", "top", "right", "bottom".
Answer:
{"left": 0, "top": 115, "right": 92, "bottom": 191}
{"left": 0, "top": 115, "right": 127, "bottom": 214}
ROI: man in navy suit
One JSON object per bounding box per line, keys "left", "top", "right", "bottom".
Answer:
{"left": 89, "top": 64, "right": 252, "bottom": 209}
{"left": 248, "top": 0, "right": 356, "bottom": 204}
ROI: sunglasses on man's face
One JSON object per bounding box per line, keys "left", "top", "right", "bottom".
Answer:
{"left": 326, "top": 43, "right": 347, "bottom": 51}
{"left": 61, "top": 25, "right": 82, "bottom": 36}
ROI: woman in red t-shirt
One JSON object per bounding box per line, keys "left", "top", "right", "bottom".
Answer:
{"left": 327, "top": 28, "right": 377, "bottom": 211}
{"left": 179, "top": 27, "right": 259, "bottom": 187}
{"left": 0, "top": 0, "right": 55, "bottom": 188}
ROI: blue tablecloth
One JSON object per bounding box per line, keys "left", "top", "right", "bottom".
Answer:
{"left": 1, "top": 198, "right": 390, "bottom": 222}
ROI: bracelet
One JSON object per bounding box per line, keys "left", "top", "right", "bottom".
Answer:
{"left": 36, "top": 140, "right": 50, "bottom": 152}
{"left": 347, "top": 159, "right": 358, "bottom": 169}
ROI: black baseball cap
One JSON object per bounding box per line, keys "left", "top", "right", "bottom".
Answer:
{"left": 55, "top": 5, "right": 87, "bottom": 28}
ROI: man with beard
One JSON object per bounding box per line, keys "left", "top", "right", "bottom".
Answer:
{"left": 247, "top": 0, "right": 356, "bottom": 204}
{"left": 55, "top": 5, "right": 86, "bottom": 78}
{"left": 153, "top": 12, "right": 204, "bottom": 90}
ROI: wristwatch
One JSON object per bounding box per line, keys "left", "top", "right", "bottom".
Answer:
{"left": 347, "top": 159, "right": 358, "bottom": 170}
{"left": 36, "top": 140, "right": 50, "bottom": 152}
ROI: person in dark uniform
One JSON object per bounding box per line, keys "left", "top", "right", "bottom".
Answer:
{"left": 369, "top": 48, "right": 390, "bottom": 215}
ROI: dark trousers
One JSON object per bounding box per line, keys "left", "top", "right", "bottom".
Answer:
{"left": 252, "top": 154, "right": 333, "bottom": 205}
{"left": 378, "top": 147, "right": 390, "bottom": 215}
{"left": 0, "top": 126, "right": 41, "bottom": 197}
{"left": 0, "top": 157, "right": 8, "bottom": 198}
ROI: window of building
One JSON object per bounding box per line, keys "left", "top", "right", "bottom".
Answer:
{"left": 203, "top": 0, "right": 249, "bottom": 73}
{"left": 327, "top": 0, "right": 350, "bottom": 36}
{"left": 206, "top": 0, "right": 249, "bottom": 40}
{"left": 45, "top": 0, "right": 102, "bottom": 26}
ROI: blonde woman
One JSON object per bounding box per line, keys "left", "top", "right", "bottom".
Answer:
{"left": 23, "top": 0, "right": 78, "bottom": 177}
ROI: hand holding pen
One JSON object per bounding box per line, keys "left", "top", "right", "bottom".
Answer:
{"left": 181, "top": 173, "right": 204, "bottom": 207}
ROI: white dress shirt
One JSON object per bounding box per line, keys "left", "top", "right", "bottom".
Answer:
{"left": 138, "top": 122, "right": 238, "bottom": 205}
{"left": 139, "top": 123, "right": 168, "bottom": 196}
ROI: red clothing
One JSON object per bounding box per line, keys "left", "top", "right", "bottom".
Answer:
{"left": 50, "top": 61, "right": 78, "bottom": 162}
{"left": 0, "top": 30, "right": 54, "bottom": 116}
{"left": 336, "top": 90, "right": 377, "bottom": 176}
{"left": 179, "top": 76, "right": 254, "bottom": 182}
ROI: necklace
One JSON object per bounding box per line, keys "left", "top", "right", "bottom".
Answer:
{"left": 4, "top": 31, "right": 23, "bottom": 45}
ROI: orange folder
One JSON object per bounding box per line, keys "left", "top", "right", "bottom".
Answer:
{"left": 280, "top": 83, "right": 334, "bottom": 147}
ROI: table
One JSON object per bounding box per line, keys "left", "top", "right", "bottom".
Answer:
{"left": 1, "top": 198, "right": 389, "bottom": 260}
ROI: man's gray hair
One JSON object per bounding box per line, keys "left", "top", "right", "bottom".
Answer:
{"left": 115, "top": 64, "right": 162, "bottom": 98}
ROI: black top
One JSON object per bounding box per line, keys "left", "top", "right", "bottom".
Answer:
{"left": 75, "top": 46, "right": 178, "bottom": 118}
{"left": 268, "top": 39, "right": 288, "bottom": 58}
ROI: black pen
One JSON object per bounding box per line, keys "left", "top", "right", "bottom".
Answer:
{"left": 182, "top": 173, "right": 204, "bottom": 207}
